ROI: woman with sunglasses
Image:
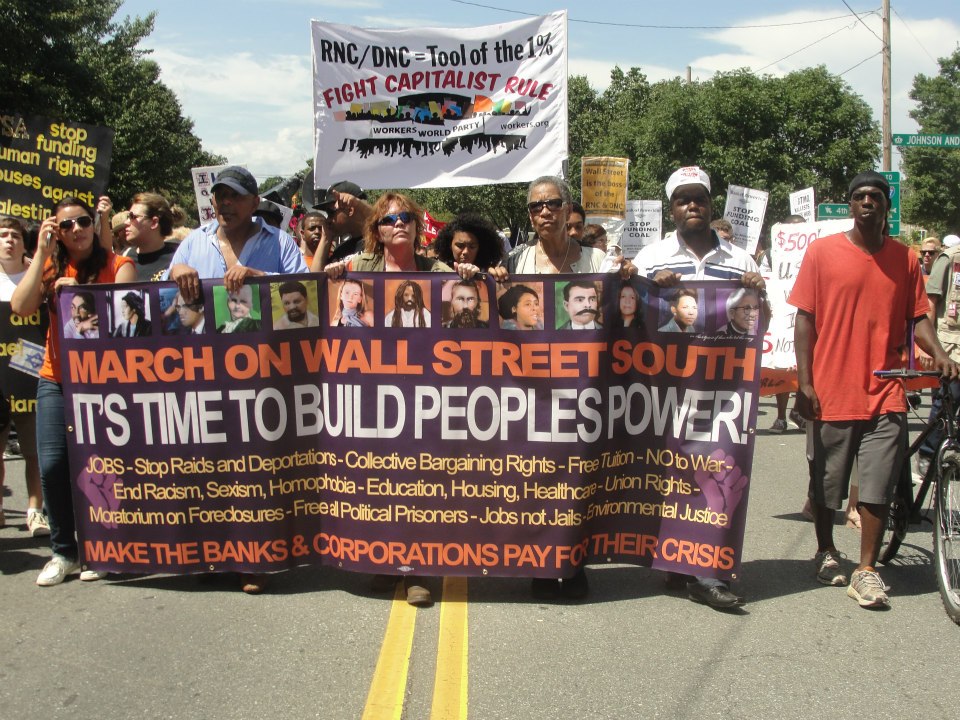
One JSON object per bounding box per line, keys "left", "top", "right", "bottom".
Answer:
{"left": 334, "top": 193, "right": 453, "bottom": 273}
{"left": 506, "top": 176, "right": 606, "bottom": 275}
{"left": 12, "top": 196, "right": 136, "bottom": 587}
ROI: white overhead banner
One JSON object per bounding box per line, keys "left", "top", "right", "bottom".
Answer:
{"left": 311, "top": 12, "right": 568, "bottom": 189}
{"left": 723, "top": 184, "right": 768, "bottom": 255}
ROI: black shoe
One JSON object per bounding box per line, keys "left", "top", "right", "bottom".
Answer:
{"left": 687, "top": 581, "right": 744, "bottom": 609}
{"left": 530, "top": 577, "right": 561, "bottom": 599}
{"left": 560, "top": 568, "right": 589, "bottom": 600}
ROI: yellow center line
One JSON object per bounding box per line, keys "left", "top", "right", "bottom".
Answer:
{"left": 361, "top": 582, "right": 418, "bottom": 720}
{"left": 430, "top": 577, "right": 469, "bottom": 720}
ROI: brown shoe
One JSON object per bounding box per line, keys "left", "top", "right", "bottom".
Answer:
{"left": 240, "top": 573, "right": 267, "bottom": 594}
{"left": 404, "top": 578, "right": 432, "bottom": 607}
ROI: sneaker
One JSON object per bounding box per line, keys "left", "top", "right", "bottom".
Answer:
{"left": 847, "top": 569, "right": 889, "bottom": 608}
{"left": 80, "top": 569, "right": 108, "bottom": 582}
{"left": 3, "top": 439, "right": 21, "bottom": 459}
{"left": 789, "top": 409, "right": 807, "bottom": 431}
{"left": 36, "top": 555, "right": 80, "bottom": 586}
{"left": 770, "top": 418, "right": 788, "bottom": 434}
{"left": 26, "top": 511, "right": 51, "bottom": 537}
{"left": 814, "top": 550, "right": 847, "bottom": 586}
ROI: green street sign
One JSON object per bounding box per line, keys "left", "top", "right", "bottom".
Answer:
{"left": 816, "top": 203, "right": 849, "bottom": 220}
{"left": 893, "top": 133, "right": 960, "bottom": 148}
{"left": 881, "top": 171, "right": 900, "bottom": 236}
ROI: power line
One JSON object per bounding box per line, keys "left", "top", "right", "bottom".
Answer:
{"left": 447, "top": 0, "right": 874, "bottom": 30}
{"left": 838, "top": 51, "right": 883, "bottom": 76}
{"left": 755, "top": 18, "right": 864, "bottom": 72}
{"left": 892, "top": 6, "right": 939, "bottom": 65}
{"left": 840, "top": 0, "right": 885, "bottom": 45}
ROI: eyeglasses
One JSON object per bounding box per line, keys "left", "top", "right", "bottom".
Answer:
{"left": 921, "top": 250, "right": 938, "bottom": 256}
{"left": 734, "top": 305, "right": 761, "bottom": 314}
{"left": 378, "top": 211, "right": 414, "bottom": 226}
{"left": 127, "top": 212, "right": 150, "bottom": 223}
{"left": 58, "top": 215, "right": 93, "bottom": 231}
{"left": 527, "top": 198, "right": 564, "bottom": 213}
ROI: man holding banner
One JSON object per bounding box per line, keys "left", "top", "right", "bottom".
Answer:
{"left": 632, "top": 166, "right": 766, "bottom": 609}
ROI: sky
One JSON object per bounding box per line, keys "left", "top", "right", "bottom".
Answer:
{"left": 117, "top": 0, "right": 960, "bottom": 182}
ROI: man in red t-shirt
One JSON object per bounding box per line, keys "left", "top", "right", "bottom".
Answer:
{"left": 789, "top": 170, "right": 959, "bottom": 609}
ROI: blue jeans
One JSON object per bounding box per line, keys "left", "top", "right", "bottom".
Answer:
{"left": 36, "top": 378, "right": 77, "bottom": 559}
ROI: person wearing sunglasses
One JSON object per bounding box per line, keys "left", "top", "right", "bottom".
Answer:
{"left": 506, "top": 176, "right": 606, "bottom": 275}
{"left": 919, "top": 237, "right": 941, "bottom": 276}
{"left": 11, "top": 196, "right": 135, "bottom": 587}
{"left": 125, "top": 192, "right": 184, "bottom": 282}
{"left": 332, "top": 193, "right": 452, "bottom": 274}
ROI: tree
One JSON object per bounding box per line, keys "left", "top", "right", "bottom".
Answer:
{"left": 901, "top": 48, "right": 960, "bottom": 236}
{"left": 0, "top": 0, "right": 224, "bottom": 218}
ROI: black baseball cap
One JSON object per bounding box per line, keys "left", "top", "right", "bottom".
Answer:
{"left": 316, "top": 181, "right": 367, "bottom": 208}
{"left": 212, "top": 166, "right": 258, "bottom": 196}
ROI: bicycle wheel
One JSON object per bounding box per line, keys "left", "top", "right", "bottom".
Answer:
{"left": 934, "top": 457, "right": 960, "bottom": 624}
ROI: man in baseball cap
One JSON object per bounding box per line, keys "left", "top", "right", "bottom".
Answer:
{"left": 630, "top": 165, "right": 766, "bottom": 609}
{"left": 309, "top": 180, "right": 374, "bottom": 269}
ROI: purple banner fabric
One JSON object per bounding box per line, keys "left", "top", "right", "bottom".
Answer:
{"left": 60, "top": 274, "right": 761, "bottom": 580}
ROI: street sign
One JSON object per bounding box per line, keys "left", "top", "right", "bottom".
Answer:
{"left": 893, "top": 133, "right": 960, "bottom": 148}
{"left": 881, "top": 171, "right": 900, "bottom": 236}
{"left": 816, "top": 203, "right": 849, "bottom": 220}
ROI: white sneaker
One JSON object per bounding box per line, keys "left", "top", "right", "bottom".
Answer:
{"left": 80, "top": 569, "right": 107, "bottom": 582}
{"left": 26, "top": 511, "right": 51, "bottom": 537}
{"left": 36, "top": 555, "right": 79, "bottom": 586}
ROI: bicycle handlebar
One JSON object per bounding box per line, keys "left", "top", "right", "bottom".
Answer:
{"left": 873, "top": 369, "right": 941, "bottom": 379}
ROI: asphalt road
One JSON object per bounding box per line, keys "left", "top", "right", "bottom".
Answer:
{"left": 1, "top": 396, "right": 958, "bottom": 720}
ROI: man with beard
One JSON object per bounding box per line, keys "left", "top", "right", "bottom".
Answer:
{"left": 443, "top": 280, "right": 487, "bottom": 328}
{"left": 558, "top": 280, "right": 601, "bottom": 329}
{"left": 385, "top": 280, "right": 430, "bottom": 328}
{"left": 274, "top": 280, "right": 319, "bottom": 330}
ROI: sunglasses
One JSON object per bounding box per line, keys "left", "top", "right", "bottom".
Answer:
{"left": 527, "top": 198, "right": 564, "bottom": 213}
{"left": 58, "top": 215, "right": 93, "bottom": 231}
{"left": 378, "top": 211, "right": 414, "bottom": 226}
{"left": 921, "top": 250, "right": 938, "bottom": 256}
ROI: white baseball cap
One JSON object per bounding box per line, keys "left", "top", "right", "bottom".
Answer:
{"left": 666, "top": 166, "right": 711, "bottom": 200}
{"left": 943, "top": 234, "right": 960, "bottom": 248}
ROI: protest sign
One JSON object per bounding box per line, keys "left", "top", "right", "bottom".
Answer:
{"left": 622, "top": 200, "right": 662, "bottom": 257}
{"left": 311, "top": 12, "right": 568, "bottom": 189}
{"left": 63, "top": 274, "right": 761, "bottom": 581}
{"left": 0, "top": 302, "right": 47, "bottom": 414}
{"left": 789, "top": 187, "right": 814, "bottom": 223}
{"left": 190, "top": 164, "right": 232, "bottom": 224}
{"left": 0, "top": 112, "right": 113, "bottom": 222}
{"left": 723, "top": 185, "right": 768, "bottom": 255}
{"left": 581, "top": 157, "right": 628, "bottom": 218}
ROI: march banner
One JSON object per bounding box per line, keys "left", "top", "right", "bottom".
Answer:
{"left": 0, "top": 112, "right": 114, "bottom": 222}
{"left": 311, "top": 12, "right": 568, "bottom": 189}
{"left": 61, "top": 274, "right": 761, "bottom": 581}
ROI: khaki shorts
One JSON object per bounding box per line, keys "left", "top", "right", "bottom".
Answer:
{"left": 806, "top": 413, "right": 907, "bottom": 509}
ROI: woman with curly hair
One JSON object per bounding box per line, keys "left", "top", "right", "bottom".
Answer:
{"left": 434, "top": 212, "right": 508, "bottom": 280}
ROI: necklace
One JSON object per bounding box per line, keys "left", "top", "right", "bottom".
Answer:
{"left": 537, "top": 238, "right": 573, "bottom": 273}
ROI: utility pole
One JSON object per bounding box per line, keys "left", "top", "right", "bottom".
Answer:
{"left": 882, "top": 0, "right": 892, "bottom": 171}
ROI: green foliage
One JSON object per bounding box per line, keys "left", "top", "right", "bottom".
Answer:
{"left": 568, "top": 65, "right": 879, "bottom": 233}
{"left": 0, "top": 0, "right": 224, "bottom": 219}
{"left": 901, "top": 49, "right": 960, "bottom": 236}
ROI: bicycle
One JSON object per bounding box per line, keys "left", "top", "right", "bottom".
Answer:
{"left": 874, "top": 369, "right": 960, "bottom": 624}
